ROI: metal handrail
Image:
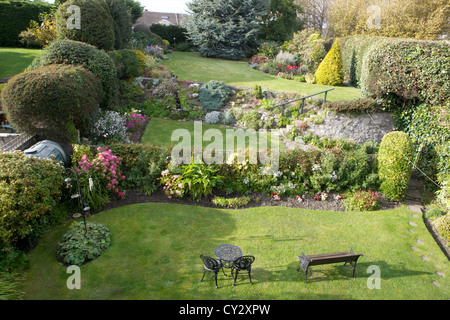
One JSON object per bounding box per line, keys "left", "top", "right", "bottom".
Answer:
{"left": 271, "top": 88, "right": 334, "bottom": 114}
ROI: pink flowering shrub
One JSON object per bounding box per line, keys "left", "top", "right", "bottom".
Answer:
{"left": 75, "top": 146, "right": 126, "bottom": 209}
{"left": 126, "top": 113, "right": 148, "bottom": 131}
{"left": 159, "top": 169, "right": 184, "bottom": 199}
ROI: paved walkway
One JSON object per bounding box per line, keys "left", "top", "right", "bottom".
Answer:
{"left": 404, "top": 175, "right": 446, "bottom": 289}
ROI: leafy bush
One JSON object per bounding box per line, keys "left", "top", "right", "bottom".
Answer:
{"left": 424, "top": 204, "right": 445, "bottom": 219}
{"left": 2, "top": 64, "right": 102, "bottom": 143}
{"left": 212, "top": 196, "right": 251, "bottom": 208}
{"left": 378, "top": 131, "right": 414, "bottom": 201}
{"left": 55, "top": 0, "right": 115, "bottom": 51}
{"left": 0, "top": 0, "right": 54, "bottom": 47}
{"left": 284, "top": 28, "right": 326, "bottom": 71}
{"left": 199, "top": 80, "right": 232, "bottom": 112}
{"left": 57, "top": 221, "right": 111, "bottom": 266}
{"left": 433, "top": 214, "right": 450, "bottom": 242}
{"left": 205, "top": 111, "right": 221, "bottom": 124}
{"left": 110, "top": 143, "right": 171, "bottom": 195}
{"left": 0, "top": 151, "right": 64, "bottom": 248}
{"left": 166, "top": 161, "right": 223, "bottom": 201}
{"left": 343, "top": 190, "right": 380, "bottom": 211}
{"left": 221, "top": 111, "right": 236, "bottom": 125}
{"left": 28, "top": 39, "right": 117, "bottom": 109}
{"left": 108, "top": 49, "right": 141, "bottom": 79}
{"left": 315, "top": 38, "right": 343, "bottom": 86}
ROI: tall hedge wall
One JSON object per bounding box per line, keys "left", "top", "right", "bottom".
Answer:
{"left": 340, "top": 36, "right": 450, "bottom": 107}
{"left": 0, "top": 1, "right": 54, "bottom": 47}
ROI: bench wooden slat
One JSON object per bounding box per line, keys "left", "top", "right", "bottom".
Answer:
{"left": 297, "top": 248, "right": 363, "bottom": 284}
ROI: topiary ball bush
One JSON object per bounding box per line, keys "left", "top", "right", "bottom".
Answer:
{"left": 55, "top": 0, "right": 115, "bottom": 51}
{"left": 378, "top": 131, "right": 414, "bottom": 201}
{"left": 57, "top": 221, "right": 111, "bottom": 266}
{"left": 1, "top": 64, "right": 102, "bottom": 143}
{"left": 315, "top": 38, "right": 344, "bottom": 86}
{"left": 199, "top": 80, "right": 232, "bottom": 112}
{"left": 28, "top": 39, "right": 117, "bottom": 109}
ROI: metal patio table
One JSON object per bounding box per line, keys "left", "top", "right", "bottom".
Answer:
{"left": 215, "top": 244, "right": 243, "bottom": 276}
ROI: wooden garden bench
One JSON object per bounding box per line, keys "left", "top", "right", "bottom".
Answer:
{"left": 297, "top": 248, "right": 363, "bottom": 284}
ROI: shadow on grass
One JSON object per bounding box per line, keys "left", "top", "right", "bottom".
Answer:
{"left": 253, "top": 260, "right": 433, "bottom": 286}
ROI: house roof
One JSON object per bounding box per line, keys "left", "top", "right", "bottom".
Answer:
{"left": 135, "top": 11, "right": 187, "bottom": 27}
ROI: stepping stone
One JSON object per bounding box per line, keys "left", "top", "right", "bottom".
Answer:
{"left": 416, "top": 239, "right": 424, "bottom": 245}
{"left": 436, "top": 271, "right": 445, "bottom": 278}
{"left": 409, "top": 221, "right": 418, "bottom": 227}
{"left": 410, "top": 246, "right": 418, "bottom": 251}
{"left": 421, "top": 256, "right": 429, "bottom": 261}
{"left": 407, "top": 204, "right": 423, "bottom": 214}
{"left": 431, "top": 281, "right": 440, "bottom": 287}
{"left": 406, "top": 189, "right": 422, "bottom": 200}
{"left": 411, "top": 213, "right": 419, "bottom": 218}
{"left": 408, "top": 229, "right": 415, "bottom": 233}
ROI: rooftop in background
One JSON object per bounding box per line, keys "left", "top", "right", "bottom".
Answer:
{"left": 135, "top": 10, "right": 187, "bottom": 27}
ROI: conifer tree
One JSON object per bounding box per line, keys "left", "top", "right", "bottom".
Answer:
{"left": 314, "top": 38, "right": 343, "bottom": 86}
{"left": 185, "top": 0, "right": 268, "bottom": 60}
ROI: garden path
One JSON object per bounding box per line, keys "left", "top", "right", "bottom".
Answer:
{"left": 405, "top": 174, "right": 447, "bottom": 289}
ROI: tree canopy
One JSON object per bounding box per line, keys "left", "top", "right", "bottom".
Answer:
{"left": 329, "top": 0, "right": 449, "bottom": 40}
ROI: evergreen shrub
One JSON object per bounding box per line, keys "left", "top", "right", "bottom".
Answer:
{"left": 199, "top": 80, "right": 232, "bottom": 112}
{"left": 55, "top": 0, "right": 115, "bottom": 51}
{"left": 28, "top": 39, "right": 117, "bottom": 109}
{"left": 2, "top": 64, "right": 102, "bottom": 142}
{"left": 314, "top": 38, "right": 343, "bottom": 86}
{"left": 378, "top": 131, "right": 414, "bottom": 201}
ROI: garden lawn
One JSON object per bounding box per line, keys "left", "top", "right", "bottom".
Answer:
{"left": 22, "top": 203, "right": 449, "bottom": 300}
{"left": 0, "top": 47, "right": 42, "bottom": 79}
{"left": 161, "top": 52, "right": 362, "bottom": 101}
{"left": 141, "top": 118, "right": 285, "bottom": 152}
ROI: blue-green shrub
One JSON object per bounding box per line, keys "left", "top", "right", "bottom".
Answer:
{"left": 199, "top": 80, "right": 232, "bottom": 112}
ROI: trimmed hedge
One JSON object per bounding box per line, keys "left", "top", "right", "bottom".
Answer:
{"left": 0, "top": 1, "right": 54, "bottom": 47}
{"left": 28, "top": 39, "right": 117, "bottom": 109}
{"left": 340, "top": 35, "right": 450, "bottom": 108}
{"left": 361, "top": 39, "right": 450, "bottom": 107}
{"left": 378, "top": 131, "right": 414, "bottom": 201}
{"left": 55, "top": 0, "right": 115, "bottom": 51}
{"left": 1, "top": 64, "right": 102, "bottom": 142}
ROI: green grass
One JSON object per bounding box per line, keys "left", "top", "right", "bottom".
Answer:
{"left": 0, "top": 47, "right": 42, "bottom": 79}
{"left": 141, "top": 118, "right": 285, "bottom": 152}
{"left": 161, "top": 52, "right": 362, "bottom": 101}
{"left": 22, "top": 203, "right": 449, "bottom": 300}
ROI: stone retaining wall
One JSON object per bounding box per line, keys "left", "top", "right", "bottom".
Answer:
{"left": 305, "top": 111, "right": 395, "bottom": 144}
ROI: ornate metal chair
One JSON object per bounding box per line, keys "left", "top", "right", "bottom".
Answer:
{"left": 231, "top": 255, "right": 255, "bottom": 286}
{"left": 200, "top": 254, "right": 223, "bottom": 289}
